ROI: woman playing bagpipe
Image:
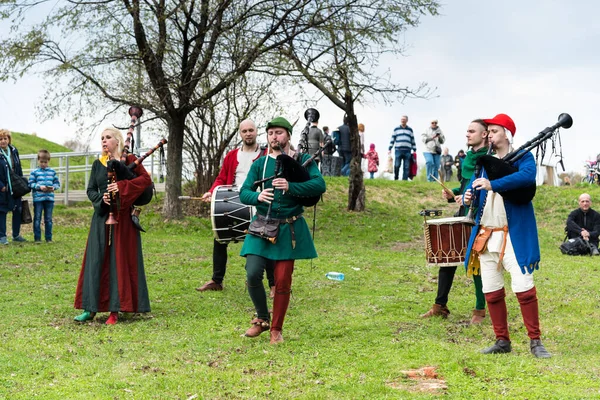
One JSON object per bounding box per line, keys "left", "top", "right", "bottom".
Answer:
{"left": 239, "top": 116, "right": 326, "bottom": 344}
{"left": 74, "top": 126, "right": 152, "bottom": 325}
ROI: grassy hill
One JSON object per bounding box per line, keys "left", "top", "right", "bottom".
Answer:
{"left": 9, "top": 131, "right": 73, "bottom": 155}
{"left": 9, "top": 131, "right": 94, "bottom": 190}
{"left": 1, "top": 177, "right": 600, "bottom": 399}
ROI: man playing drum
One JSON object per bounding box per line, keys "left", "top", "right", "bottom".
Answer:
{"left": 197, "top": 119, "right": 275, "bottom": 293}
{"left": 464, "top": 113, "right": 551, "bottom": 358}
{"left": 421, "top": 119, "right": 489, "bottom": 324}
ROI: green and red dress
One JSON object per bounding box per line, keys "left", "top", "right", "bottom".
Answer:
{"left": 74, "top": 155, "right": 152, "bottom": 313}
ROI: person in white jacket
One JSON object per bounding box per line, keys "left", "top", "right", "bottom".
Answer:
{"left": 422, "top": 119, "right": 445, "bottom": 182}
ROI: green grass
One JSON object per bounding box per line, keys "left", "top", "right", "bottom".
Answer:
{"left": 10, "top": 132, "right": 73, "bottom": 156}
{"left": 2, "top": 178, "right": 600, "bottom": 399}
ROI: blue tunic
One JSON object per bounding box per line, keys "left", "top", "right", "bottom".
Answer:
{"left": 464, "top": 151, "right": 540, "bottom": 274}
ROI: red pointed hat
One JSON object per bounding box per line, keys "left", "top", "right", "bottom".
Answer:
{"left": 483, "top": 114, "right": 516, "bottom": 136}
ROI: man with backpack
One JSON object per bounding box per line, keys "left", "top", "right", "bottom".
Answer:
{"left": 333, "top": 117, "right": 352, "bottom": 176}
{"left": 564, "top": 193, "right": 600, "bottom": 255}
{"left": 322, "top": 126, "right": 336, "bottom": 156}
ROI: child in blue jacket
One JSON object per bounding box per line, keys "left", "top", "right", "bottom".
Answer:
{"left": 29, "top": 150, "right": 60, "bottom": 242}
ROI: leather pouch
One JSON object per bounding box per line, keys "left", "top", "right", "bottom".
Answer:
{"left": 472, "top": 226, "right": 494, "bottom": 253}
{"left": 247, "top": 215, "right": 280, "bottom": 243}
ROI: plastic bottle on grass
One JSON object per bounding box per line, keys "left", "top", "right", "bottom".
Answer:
{"left": 325, "top": 272, "right": 345, "bottom": 281}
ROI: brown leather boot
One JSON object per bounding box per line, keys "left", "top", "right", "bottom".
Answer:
{"left": 420, "top": 304, "right": 450, "bottom": 319}
{"left": 244, "top": 318, "right": 270, "bottom": 337}
{"left": 470, "top": 309, "right": 486, "bottom": 325}
{"left": 196, "top": 280, "right": 223, "bottom": 292}
{"left": 485, "top": 288, "right": 510, "bottom": 342}
{"left": 270, "top": 330, "right": 283, "bottom": 344}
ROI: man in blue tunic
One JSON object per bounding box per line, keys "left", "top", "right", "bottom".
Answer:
{"left": 464, "top": 113, "right": 551, "bottom": 358}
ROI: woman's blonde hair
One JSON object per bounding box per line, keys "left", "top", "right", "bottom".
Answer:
{"left": 358, "top": 123, "right": 365, "bottom": 132}
{"left": 0, "top": 129, "right": 12, "bottom": 144}
{"left": 101, "top": 127, "right": 124, "bottom": 155}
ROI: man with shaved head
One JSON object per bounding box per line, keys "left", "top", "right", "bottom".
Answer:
{"left": 197, "top": 119, "right": 275, "bottom": 292}
{"left": 566, "top": 193, "right": 600, "bottom": 255}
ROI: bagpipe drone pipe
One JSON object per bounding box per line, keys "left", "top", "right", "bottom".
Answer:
{"left": 109, "top": 106, "right": 167, "bottom": 207}
{"left": 476, "top": 113, "right": 572, "bottom": 205}
{"left": 105, "top": 106, "right": 167, "bottom": 232}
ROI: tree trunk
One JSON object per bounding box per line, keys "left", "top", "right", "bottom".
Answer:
{"left": 346, "top": 103, "right": 365, "bottom": 211}
{"left": 163, "top": 116, "right": 186, "bottom": 219}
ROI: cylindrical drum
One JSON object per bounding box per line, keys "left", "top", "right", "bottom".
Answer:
{"left": 424, "top": 216, "right": 472, "bottom": 266}
{"left": 211, "top": 185, "right": 254, "bottom": 243}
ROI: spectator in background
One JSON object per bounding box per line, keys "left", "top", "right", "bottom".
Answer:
{"left": 335, "top": 116, "right": 352, "bottom": 176}
{"left": 28, "top": 149, "right": 60, "bottom": 243}
{"left": 322, "top": 126, "right": 336, "bottom": 156}
{"left": 422, "top": 119, "right": 445, "bottom": 182}
{"left": 440, "top": 147, "right": 454, "bottom": 182}
{"left": 358, "top": 123, "right": 367, "bottom": 174}
{"left": 357, "top": 123, "right": 366, "bottom": 155}
{"left": 0, "top": 129, "right": 26, "bottom": 244}
{"left": 565, "top": 193, "right": 600, "bottom": 255}
{"left": 455, "top": 149, "right": 466, "bottom": 181}
{"left": 388, "top": 115, "right": 416, "bottom": 180}
{"left": 300, "top": 118, "right": 324, "bottom": 165}
{"left": 363, "top": 143, "right": 379, "bottom": 179}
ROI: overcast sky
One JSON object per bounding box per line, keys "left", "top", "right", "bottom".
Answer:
{"left": 0, "top": 0, "right": 597, "bottom": 175}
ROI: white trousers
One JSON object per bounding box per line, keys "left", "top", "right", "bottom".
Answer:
{"left": 479, "top": 233, "right": 534, "bottom": 294}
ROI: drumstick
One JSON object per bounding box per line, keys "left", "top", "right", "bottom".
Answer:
{"left": 429, "top": 174, "right": 455, "bottom": 199}
{"left": 179, "top": 196, "right": 205, "bottom": 200}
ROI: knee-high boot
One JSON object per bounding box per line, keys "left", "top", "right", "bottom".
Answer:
{"left": 516, "top": 287, "right": 541, "bottom": 340}
{"left": 271, "top": 260, "right": 294, "bottom": 333}
{"left": 485, "top": 288, "right": 510, "bottom": 341}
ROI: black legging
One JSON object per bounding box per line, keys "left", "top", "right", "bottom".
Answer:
{"left": 212, "top": 239, "right": 275, "bottom": 286}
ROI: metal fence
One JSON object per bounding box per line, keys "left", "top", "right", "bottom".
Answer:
{"left": 19, "top": 149, "right": 166, "bottom": 205}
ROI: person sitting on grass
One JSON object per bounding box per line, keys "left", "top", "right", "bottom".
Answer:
{"left": 565, "top": 193, "right": 600, "bottom": 255}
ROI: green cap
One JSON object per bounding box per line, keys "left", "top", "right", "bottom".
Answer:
{"left": 266, "top": 117, "right": 293, "bottom": 134}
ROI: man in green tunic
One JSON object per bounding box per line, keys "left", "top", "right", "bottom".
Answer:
{"left": 239, "top": 117, "right": 326, "bottom": 344}
{"left": 421, "top": 119, "right": 489, "bottom": 324}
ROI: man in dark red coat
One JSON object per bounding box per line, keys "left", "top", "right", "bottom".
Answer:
{"left": 196, "top": 119, "right": 275, "bottom": 293}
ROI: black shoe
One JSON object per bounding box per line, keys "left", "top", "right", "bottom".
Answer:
{"left": 480, "top": 339, "right": 512, "bottom": 354}
{"left": 530, "top": 339, "right": 552, "bottom": 358}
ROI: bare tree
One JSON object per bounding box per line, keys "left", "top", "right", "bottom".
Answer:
{"left": 274, "top": 0, "right": 440, "bottom": 210}
{"left": 183, "top": 73, "right": 284, "bottom": 196}
{"left": 63, "top": 139, "right": 90, "bottom": 152}
{"left": 0, "top": 0, "right": 349, "bottom": 218}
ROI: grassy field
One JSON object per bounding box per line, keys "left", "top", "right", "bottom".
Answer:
{"left": 1, "top": 177, "right": 600, "bottom": 399}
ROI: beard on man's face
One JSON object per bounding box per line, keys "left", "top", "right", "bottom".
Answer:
{"left": 270, "top": 141, "right": 281, "bottom": 150}
{"left": 243, "top": 137, "right": 256, "bottom": 146}
{"left": 271, "top": 137, "right": 289, "bottom": 151}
